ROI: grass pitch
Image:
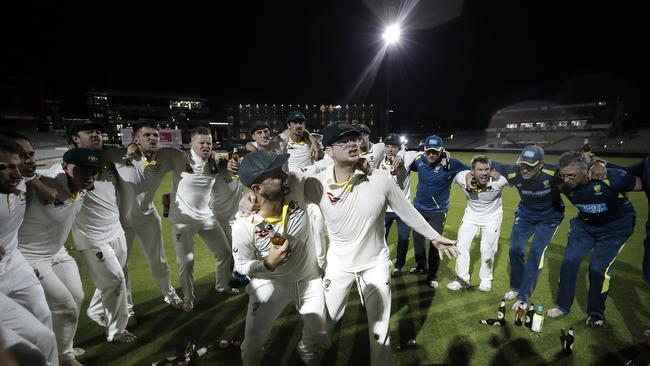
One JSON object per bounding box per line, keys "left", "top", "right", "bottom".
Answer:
{"left": 70, "top": 151, "right": 650, "bottom": 365}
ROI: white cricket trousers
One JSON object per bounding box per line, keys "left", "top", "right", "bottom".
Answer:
{"left": 81, "top": 233, "right": 130, "bottom": 341}
{"left": 241, "top": 276, "right": 329, "bottom": 366}
{"left": 170, "top": 218, "right": 232, "bottom": 300}
{"left": 455, "top": 216, "right": 502, "bottom": 283}
{"left": 122, "top": 210, "right": 177, "bottom": 301}
{"left": 28, "top": 248, "right": 84, "bottom": 362}
{"left": 0, "top": 292, "right": 58, "bottom": 366}
{"left": 324, "top": 260, "right": 392, "bottom": 366}
{"left": 0, "top": 251, "right": 53, "bottom": 331}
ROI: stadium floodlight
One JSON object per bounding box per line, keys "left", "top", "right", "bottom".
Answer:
{"left": 382, "top": 24, "right": 401, "bottom": 45}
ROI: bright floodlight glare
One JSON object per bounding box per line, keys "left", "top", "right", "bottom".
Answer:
{"left": 383, "top": 24, "right": 401, "bottom": 45}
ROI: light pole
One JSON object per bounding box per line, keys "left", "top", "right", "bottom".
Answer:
{"left": 382, "top": 24, "right": 400, "bottom": 137}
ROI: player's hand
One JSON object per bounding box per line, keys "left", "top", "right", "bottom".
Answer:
{"left": 391, "top": 155, "right": 404, "bottom": 170}
{"left": 356, "top": 157, "right": 372, "bottom": 176}
{"left": 28, "top": 178, "right": 58, "bottom": 205}
{"left": 432, "top": 236, "right": 460, "bottom": 259}
{"left": 227, "top": 157, "right": 239, "bottom": 173}
{"left": 238, "top": 192, "right": 260, "bottom": 216}
{"left": 264, "top": 239, "right": 291, "bottom": 270}
{"left": 465, "top": 171, "right": 478, "bottom": 192}
{"left": 309, "top": 143, "right": 323, "bottom": 160}
{"left": 0, "top": 246, "right": 6, "bottom": 261}
{"left": 588, "top": 161, "right": 607, "bottom": 181}
{"left": 489, "top": 169, "right": 501, "bottom": 181}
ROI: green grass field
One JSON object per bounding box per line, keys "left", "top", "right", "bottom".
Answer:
{"left": 69, "top": 151, "right": 650, "bottom": 365}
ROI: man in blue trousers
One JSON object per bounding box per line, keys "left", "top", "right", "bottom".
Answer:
{"left": 410, "top": 135, "right": 469, "bottom": 287}
{"left": 548, "top": 151, "right": 642, "bottom": 326}
{"left": 491, "top": 145, "right": 565, "bottom": 309}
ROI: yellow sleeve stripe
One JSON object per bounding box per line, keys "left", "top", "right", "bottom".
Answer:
{"left": 507, "top": 172, "right": 517, "bottom": 179}
{"left": 542, "top": 169, "right": 556, "bottom": 176}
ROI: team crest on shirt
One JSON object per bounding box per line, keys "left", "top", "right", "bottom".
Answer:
{"left": 326, "top": 192, "right": 341, "bottom": 204}
{"left": 543, "top": 180, "right": 550, "bottom": 188}
{"left": 255, "top": 223, "right": 274, "bottom": 238}
{"left": 593, "top": 184, "right": 603, "bottom": 195}
{"left": 324, "top": 279, "right": 331, "bottom": 288}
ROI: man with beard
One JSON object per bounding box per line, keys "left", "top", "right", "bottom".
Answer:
{"left": 0, "top": 140, "right": 57, "bottom": 366}
{"left": 233, "top": 150, "right": 329, "bottom": 365}
{"left": 60, "top": 121, "right": 137, "bottom": 343}
{"left": 168, "top": 126, "right": 238, "bottom": 312}
{"left": 447, "top": 155, "right": 508, "bottom": 292}
{"left": 547, "top": 151, "right": 642, "bottom": 326}
{"left": 113, "top": 122, "right": 183, "bottom": 308}
{"left": 0, "top": 134, "right": 54, "bottom": 334}
{"left": 18, "top": 148, "right": 104, "bottom": 366}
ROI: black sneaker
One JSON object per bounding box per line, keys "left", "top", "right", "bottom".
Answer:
{"left": 409, "top": 267, "right": 427, "bottom": 275}
{"left": 391, "top": 268, "right": 402, "bottom": 278}
{"left": 585, "top": 316, "right": 606, "bottom": 327}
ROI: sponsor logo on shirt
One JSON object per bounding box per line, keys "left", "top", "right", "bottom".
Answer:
{"left": 326, "top": 192, "right": 340, "bottom": 204}
{"left": 255, "top": 224, "right": 274, "bottom": 238}
{"left": 520, "top": 188, "right": 551, "bottom": 196}
{"left": 575, "top": 203, "right": 608, "bottom": 214}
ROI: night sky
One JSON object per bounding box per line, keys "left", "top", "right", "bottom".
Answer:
{"left": 2, "top": 1, "right": 648, "bottom": 132}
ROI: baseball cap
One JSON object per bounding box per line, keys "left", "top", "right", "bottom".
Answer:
{"left": 238, "top": 150, "right": 289, "bottom": 187}
{"left": 67, "top": 121, "right": 105, "bottom": 136}
{"left": 354, "top": 123, "right": 371, "bottom": 135}
{"left": 250, "top": 121, "right": 270, "bottom": 134}
{"left": 321, "top": 122, "right": 361, "bottom": 147}
{"left": 516, "top": 145, "right": 544, "bottom": 166}
{"left": 63, "top": 148, "right": 106, "bottom": 169}
{"left": 424, "top": 135, "right": 443, "bottom": 151}
{"left": 286, "top": 111, "right": 306, "bottom": 123}
{"left": 384, "top": 133, "right": 401, "bottom": 146}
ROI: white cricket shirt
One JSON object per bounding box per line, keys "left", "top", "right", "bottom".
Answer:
{"left": 17, "top": 173, "right": 86, "bottom": 260}
{"left": 378, "top": 150, "right": 420, "bottom": 213}
{"left": 0, "top": 181, "right": 27, "bottom": 275}
{"left": 210, "top": 169, "right": 244, "bottom": 223}
{"left": 168, "top": 149, "right": 218, "bottom": 223}
{"left": 232, "top": 173, "right": 319, "bottom": 282}
{"left": 309, "top": 166, "right": 439, "bottom": 272}
{"left": 453, "top": 170, "right": 509, "bottom": 222}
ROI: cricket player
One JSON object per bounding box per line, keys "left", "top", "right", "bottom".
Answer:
{"left": 355, "top": 123, "right": 385, "bottom": 169}
{"left": 410, "top": 135, "right": 470, "bottom": 287}
{"left": 448, "top": 155, "right": 508, "bottom": 292}
{"left": 18, "top": 147, "right": 104, "bottom": 366}
{"left": 314, "top": 122, "right": 459, "bottom": 365}
{"left": 547, "top": 151, "right": 642, "bottom": 326}
{"left": 0, "top": 140, "right": 58, "bottom": 366}
{"left": 490, "top": 145, "right": 565, "bottom": 308}
{"left": 378, "top": 134, "right": 421, "bottom": 278}
{"left": 167, "top": 126, "right": 238, "bottom": 312}
{"left": 233, "top": 150, "right": 329, "bottom": 365}
{"left": 61, "top": 121, "right": 136, "bottom": 343}
{"left": 0, "top": 135, "right": 54, "bottom": 330}
{"left": 113, "top": 122, "right": 183, "bottom": 308}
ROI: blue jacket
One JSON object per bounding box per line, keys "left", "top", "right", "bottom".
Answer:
{"left": 411, "top": 156, "right": 469, "bottom": 213}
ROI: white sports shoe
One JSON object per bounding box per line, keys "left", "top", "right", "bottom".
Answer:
{"left": 547, "top": 307, "right": 566, "bottom": 318}
{"left": 478, "top": 281, "right": 492, "bottom": 292}
{"left": 428, "top": 280, "right": 439, "bottom": 288}
{"left": 512, "top": 300, "right": 526, "bottom": 311}
{"left": 504, "top": 290, "right": 519, "bottom": 300}
{"left": 447, "top": 280, "right": 470, "bottom": 291}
